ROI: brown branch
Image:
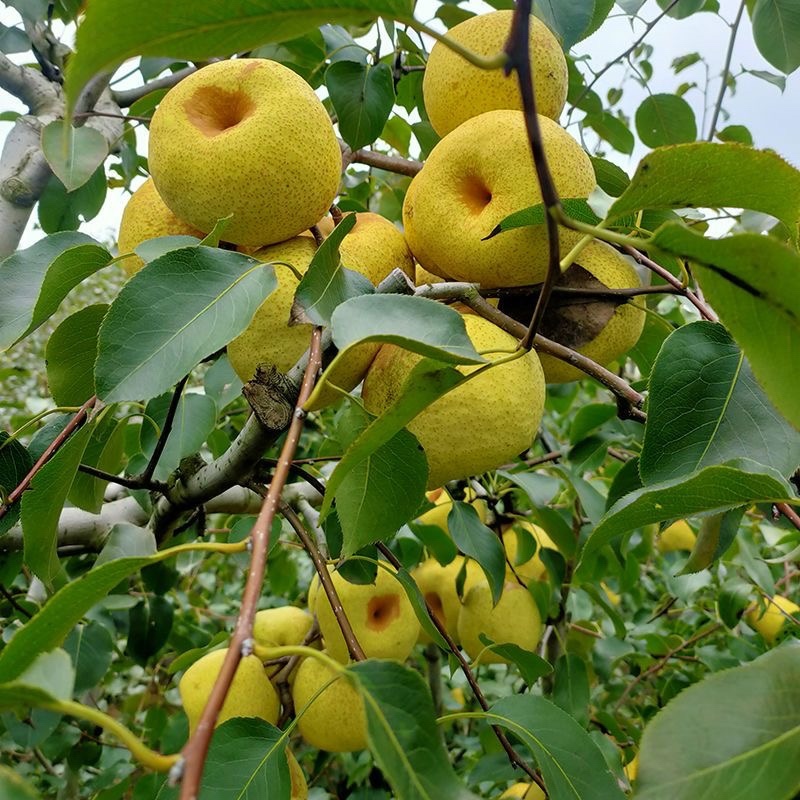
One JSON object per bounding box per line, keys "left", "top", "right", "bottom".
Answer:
{"left": 281, "top": 503, "right": 366, "bottom": 661}
{"left": 177, "top": 329, "right": 323, "bottom": 799}
{"left": 776, "top": 502, "right": 800, "bottom": 532}
{"left": 0, "top": 396, "right": 97, "bottom": 521}
{"left": 505, "top": 0, "right": 561, "bottom": 351}
{"left": 375, "top": 543, "right": 546, "bottom": 793}
{"left": 622, "top": 245, "right": 718, "bottom": 322}
{"left": 614, "top": 623, "right": 721, "bottom": 711}
{"left": 0, "top": 583, "right": 32, "bottom": 619}
{"left": 488, "top": 283, "right": 682, "bottom": 300}
{"left": 340, "top": 140, "right": 422, "bottom": 177}
{"left": 432, "top": 286, "right": 646, "bottom": 421}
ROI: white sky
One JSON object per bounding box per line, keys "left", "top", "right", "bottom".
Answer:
{"left": 0, "top": 0, "right": 797, "bottom": 249}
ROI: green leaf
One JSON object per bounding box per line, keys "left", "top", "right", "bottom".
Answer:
{"left": 127, "top": 596, "right": 174, "bottom": 664}
{"left": 18, "top": 648, "right": 75, "bottom": 700}
{"left": 487, "top": 198, "right": 624, "bottom": 239}
{"left": 678, "top": 507, "right": 744, "bottom": 574}
{"left": 45, "top": 304, "right": 107, "bottom": 407}
{"left": 68, "top": 414, "right": 127, "bottom": 513}
{"left": 95, "top": 246, "right": 275, "bottom": 403}
{"left": 0, "top": 766, "right": 40, "bottom": 800}
{"left": 650, "top": 224, "right": 800, "bottom": 428}
{"left": 349, "top": 660, "right": 478, "bottom": 800}
{"left": 0, "top": 546, "right": 206, "bottom": 682}
{"left": 591, "top": 157, "right": 631, "bottom": 197}
{"left": 40, "top": 121, "right": 108, "bottom": 192}
{"left": 640, "top": 322, "right": 800, "bottom": 482}
{"left": 0, "top": 432, "right": 32, "bottom": 534}
{"left": 448, "top": 502, "right": 506, "bottom": 605}
{"left": 324, "top": 399, "right": 430, "bottom": 555}
{"left": 139, "top": 392, "right": 218, "bottom": 482}
{"left": 533, "top": 0, "right": 594, "bottom": 49}
{"left": 331, "top": 295, "right": 485, "bottom": 365}
{"left": 38, "top": 166, "right": 107, "bottom": 234}
{"left": 717, "top": 124, "right": 753, "bottom": 146}
{"left": 483, "top": 695, "right": 626, "bottom": 800}
{"left": 752, "top": 0, "right": 800, "bottom": 74}
{"left": 0, "top": 233, "right": 111, "bottom": 350}
{"left": 553, "top": 654, "right": 591, "bottom": 728}
{"left": 291, "top": 213, "right": 373, "bottom": 326}
{"left": 608, "top": 143, "right": 800, "bottom": 233}
{"left": 64, "top": 622, "right": 114, "bottom": 694}
{"left": 65, "top": 0, "right": 416, "bottom": 109}
{"left": 581, "top": 460, "right": 797, "bottom": 563}
{"left": 636, "top": 643, "right": 800, "bottom": 800}
{"left": 478, "top": 639, "right": 553, "bottom": 684}
{"left": 394, "top": 567, "right": 449, "bottom": 649}
{"left": 656, "top": 0, "right": 704, "bottom": 17}
{"left": 584, "top": 112, "right": 635, "bottom": 155}
{"left": 21, "top": 423, "right": 93, "bottom": 586}
{"left": 635, "top": 94, "right": 697, "bottom": 147}
{"left": 327, "top": 60, "right": 395, "bottom": 151}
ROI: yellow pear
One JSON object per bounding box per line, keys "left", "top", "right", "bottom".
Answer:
{"left": 502, "top": 521, "right": 558, "bottom": 584}
{"left": 312, "top": 564, "right": 420, "bottom": 663}
{"left": 415, "top": 263, "right": 446, "bottom": 286}
{"left": 117, "top": 178, "right": 203, "bottom": 275}
{"left": 314, "top": 211, "right": 415, "bottom": 284}
{"left": 178, "top": 648, "right": 280, "bottom": 734}
{"left": 656, "top": 520, "right": 696, "bottom": 553}
{"left": 423, "top": 10, "right": 568, "bottom": 137}
{"left": 457, "top": 581, "right": 544, "bottom": 665}
{"left": 403, "top": 109, "right": 595, "bottom": 288}
{"left": 411, "top": 556, "right": 466, "bottom": 643}
{"left": 287, "top": 749, "right": 308, "bottom": 799}
{"left": 291, "top": 656, "right": 367, "bottom": 752}
{"left": 227, "top": 237, "right": 317, "bottom": 378}
{"left": 499, "top": 782, "right": 546, "bottom": 800}
{"left": 745, "top": 595, "right": 799, "bottom": 644}
{"left": 624, "top": 752, "right": 639, "bottom": 784}
{"left": 417, "top": 486, "right": 489, "bottom": 532}
{"left": 253, "top": 606, "right": 314, "bottom": 651}
{"left": 362, "top": 314, "right": 545, "bottom": 488}
{"left": 148, "top": 58, "right": 341, "bottom": 247}
{"left": 530, "top": 242, "right": 646, "bottom": 383}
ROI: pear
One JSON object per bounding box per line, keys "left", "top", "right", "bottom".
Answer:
{"left": 178, "top": 648, "right": 280, "bottom": 734}
{"left": 745, "top": 595, "right": 799, "bottom": 644}
{"left": 291, "top": 656, "right": 367, "bottom": 752}
{"left": 253, "top": 606, "right": 314, "bottom": 652}
{"left": 502, "top": 521, "right": 558, "bottom": 584}
{"left": 656, "top": 520, "right": 696, "bottom": 553}
{"left": 312, "top": 564, "right": 420, "bottom": 663}
{"left": 457, "top": 582, "right": 544, "bottom": 665}
{"left": 411, "top": 556, "right": 466, "bottom": 643}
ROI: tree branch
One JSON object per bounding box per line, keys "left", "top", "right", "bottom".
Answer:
{"left": 0, "top": 52, "right": 58, "bottom": 111}
{"left": 140, "top": 375, "right": 188, "bottom": 484}
{"left": 112, "top": 65, "right": 197, "bottom": 107}
{"left": 177, "top": 328, "right": 324, "bottom": 799}
{"left": 340, "top": 140, "right": 422, "bottom": 177}
{"left": 706, "top": 0, "right": 746, "bottom": 141}
{"left": 505, "top": 0, "right": 561, "bottom": 351}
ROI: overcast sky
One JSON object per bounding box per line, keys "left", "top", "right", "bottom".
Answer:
{"left": 0, "top": 0, "right": 797, "bottom": 248}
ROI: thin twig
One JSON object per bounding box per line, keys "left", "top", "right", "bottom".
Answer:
{"left": 0, "top": 396, "right": 97, "bottom": 520}
{"left": 622, "top": 245, "right": 718, "bottom": 322}
{"left": 706, "top": 0, "right": 747, "bottom": 141}
{"left": 281, "top": 503, "right": 366, "bottom": 661}
{"left": 614, "top": 623, "right": 721, "bottom": 711}
{"left": 177, "top": 329, "right": 323, "bottom": 799}
{"left": 375, "top": 543, "right": 546, "bottom": 792}
{"left": 569, "top": 0, "right": 682, "bottom": 116}
{"left": 505, "top": 0, "right": 561, "bottom": 351}
{"left": 0, "top": 584, "right": 32, "bottom": 618}
{"left": 113, "top": 65, "right": 197, "bottom": 107}
{"left": 141, "top": 376, "right": 188, "bottom": 485}
{"left": 74, "top": 110, "right": 153, "bottom": 123}
{"left": 77, "top": 464, "right": 167, "bottom": 493}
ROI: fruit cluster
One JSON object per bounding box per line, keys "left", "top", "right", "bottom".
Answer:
{"left": 117, "top": 10, "right": 647, "bottom": 493}
{"left": 176, "top": 488, "right": 559, "bottom": 777}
